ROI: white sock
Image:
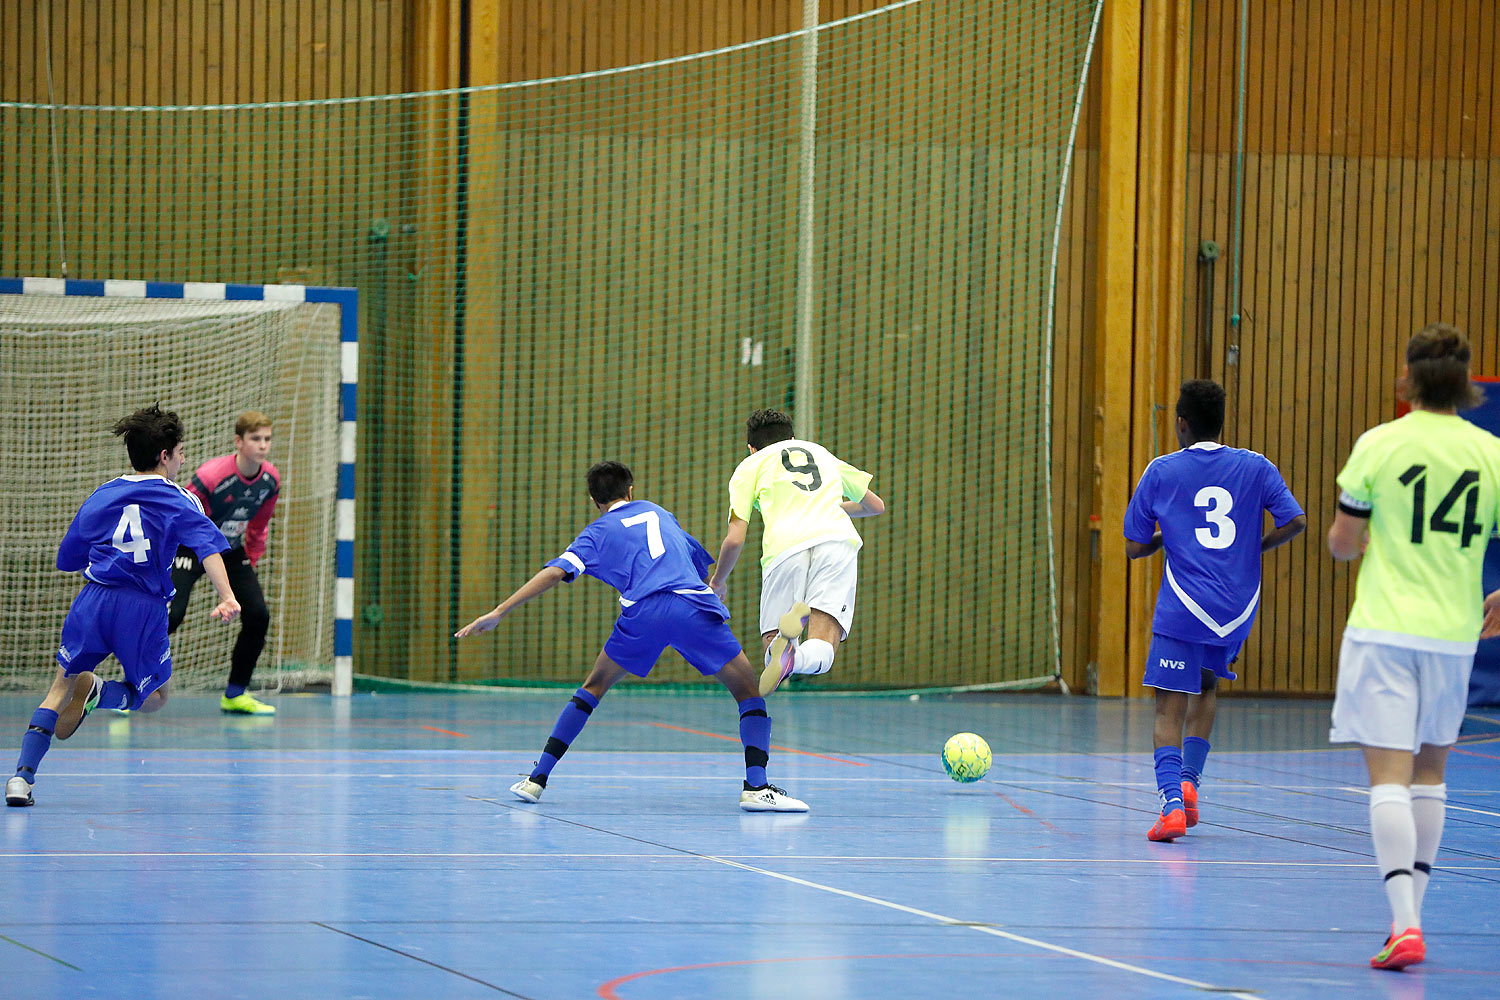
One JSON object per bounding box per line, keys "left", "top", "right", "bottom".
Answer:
{"left": 794, "top": 638, "right": 835, "bottom": 676}
{"left": 1410, "top": 783, "right": 1447, "bottom": 917}
{"left": 1369, "top": 783, "right": 1419, "bottom": 930}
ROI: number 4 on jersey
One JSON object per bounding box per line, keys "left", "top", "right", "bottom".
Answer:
{"left": 112, "top": 503, "right": 152, "bottom": 563}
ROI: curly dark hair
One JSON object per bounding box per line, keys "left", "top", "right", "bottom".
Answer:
{"left": 111, "top": 404, "right": 185, "bottom": 472}
{"left": 1175, "top": 379, "right": 1226, "bottom": 441}
{"left": 746, "top": 408, "right": 795, "bottom": 450}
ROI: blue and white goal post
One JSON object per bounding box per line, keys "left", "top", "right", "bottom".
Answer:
{"left": 0, "top": 277, "right": 357, "bottom": 697}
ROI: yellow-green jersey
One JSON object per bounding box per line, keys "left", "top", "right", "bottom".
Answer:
{"left": 728, "top": 439, "right": 874, "bottom": 571}
{"left": 1337, "top": 409, "right": 1500, "bottom": 654}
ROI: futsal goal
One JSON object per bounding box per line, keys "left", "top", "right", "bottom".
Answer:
{"left": 0, "top": 278, "right": 356, "bottom": 696}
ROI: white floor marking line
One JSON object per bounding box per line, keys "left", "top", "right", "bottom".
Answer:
{"left": 1338, "top": 786, "right": 1500, "bottom": 819}
{"left": 34, "top": 772, "right": 1497, "bottom": 794}
{"left": 692, "top": 852, "right": 1261, "bottom": 999}
{"left": 0, "top": 850, "right": 1494, "bottom": 868}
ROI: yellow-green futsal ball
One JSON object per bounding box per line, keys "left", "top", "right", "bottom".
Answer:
{"left": 941, "top": 732, "right": 992, "bottom": 783}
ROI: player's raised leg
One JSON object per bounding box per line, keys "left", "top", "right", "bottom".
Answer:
{"left": 758, "top": 602, "right": 810, "bottom": 696}
{"left": 511, "top": 650, "right": 629, "bottom": 803}
{"left": 7, "top": 667, "right": 101, "bottom": 806}
{"left": 715, "top": 651, "right": 806, "bottom": 812}
{"left": 795, "top": 608, "right": 842, "bottom": 676}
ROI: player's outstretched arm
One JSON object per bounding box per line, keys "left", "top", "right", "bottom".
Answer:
{"left": 1483, "top": 589, "right": 1500, "bottom": 640}
{"left": 200, "top": 552, "right": 242, "bottom": 622}
{"left": 1261, "top": 513, "right": 1308, "bottom": 552}
{"left": 1327, "top": 509, "right": 1369, "bottom": 561}
{"left": 841, "top": 488, "right": 886, "bottom": 519}
{"left": 455, "top": 565, "right": 567, "bottom": 638}
{"left": 708, "top": 515, "right": 749, "bottom": 600}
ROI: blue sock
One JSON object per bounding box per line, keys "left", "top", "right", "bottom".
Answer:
{"left": 224, "top": 684, "right": 246, "bottom": 699}
{"left": 1182, "top": 736, "right": 1210, "bottom": 788}
{"left": 98, "top": 681, "right": 132, "bottom": 711}
{"left": 529, "top": 688, "right": 599, "bottom": 786}
{"left": 1153, "top": 745, "right": 1184, "bottom": 815}
{"left": 15, "top": 708, "right": 59, "bottom": 782}
{"left": 738, "top": 696, "right": 771, "bottom": 789}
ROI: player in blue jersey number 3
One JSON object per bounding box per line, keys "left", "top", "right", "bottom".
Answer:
{"left": 6, "top": 405, "right": 241, "bottom": 808}
{"left": 1125, "top": 380, "right": 1307, "bottom": 842}
{"left": 456, "top": 461, "right": 808, "bottom": 812}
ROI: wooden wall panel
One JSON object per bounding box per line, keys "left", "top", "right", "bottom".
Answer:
{"left": 1183, "top": 0, "right": 1499, "bottom": 694}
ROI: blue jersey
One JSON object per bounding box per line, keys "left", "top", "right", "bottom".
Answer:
{"left": 1124, "top": 443, "right": 1304, "bottom": 646}
{"left": 58, "top": 475, "right": 230, "bottom": 601}
{"left": 545, "top": 500, "right": 729, "bottom": 617}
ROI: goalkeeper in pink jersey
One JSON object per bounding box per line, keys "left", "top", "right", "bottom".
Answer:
{"left": 167, "top": 411, "right": 280, "bottom": 715}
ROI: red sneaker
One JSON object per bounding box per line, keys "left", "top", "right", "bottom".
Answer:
{"left": 1182, "top": 781, "right": 1199, "bottom": 827}
{"left": 1148, "top": 808, "right": 1187, "bottom": 842}
{"left": 1370, "top": 927, "right": 1425, "bottom": 970}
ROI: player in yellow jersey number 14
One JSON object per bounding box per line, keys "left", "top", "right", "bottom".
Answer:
{"left": 1327, "top": 323, "right": 1500, "bottom": 971}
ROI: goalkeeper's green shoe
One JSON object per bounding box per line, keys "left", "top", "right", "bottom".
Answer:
{"left": 220, "top": 693, "right": 276, "bottom": 715}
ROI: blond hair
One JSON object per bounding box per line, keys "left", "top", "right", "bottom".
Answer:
{"left": 234, "top": 410, "right": 273, "bottom": 437}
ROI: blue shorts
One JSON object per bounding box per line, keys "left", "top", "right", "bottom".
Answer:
{"left": 1142, "top": 633, "right": 1240, "bottom": 694}
{"left": 603, "top": 592, "right": 743, "bottom": 677}
{"left": 57, "top": 584, "right": 172, "bottom": 705}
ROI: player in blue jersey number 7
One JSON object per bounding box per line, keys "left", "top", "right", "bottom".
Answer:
{"left": 1125, "top": 380, "right": 1307, "bottom": 842}
{"left": 6, "top": 405, "right": 240, "bottom": 808}
{"left": 455, "top": 461, "right": 807, "bottom": 812}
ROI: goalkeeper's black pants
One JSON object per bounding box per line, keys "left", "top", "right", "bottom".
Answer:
{"left": 167, "top": 546, "right": 270, "bottom": 691}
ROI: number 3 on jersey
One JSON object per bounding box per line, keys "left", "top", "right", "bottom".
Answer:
{"left": 112, "top": 503, "right": 152, "bottom": 563}
{"left": 1194, "top": 486, "right": 1236, "bottom": 549}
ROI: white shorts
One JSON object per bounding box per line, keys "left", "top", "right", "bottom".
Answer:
{"left": 1329, "top": 636, "right": 1475, "bottom": 751}
{"left": 759, "top": 541, "right": 859, "bottom": 639}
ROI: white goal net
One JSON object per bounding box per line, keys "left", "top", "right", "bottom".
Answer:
{"left": 0, "top": 290, "right": 341, "bottom": 692}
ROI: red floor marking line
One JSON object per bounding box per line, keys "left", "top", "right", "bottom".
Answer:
{"left": 598, "top": 953, "right": 1018, "bottom": 999}
{"left": 994, "top": 791, "right": 1059, "bottom": 831}
{"left": 419, "top": 725, "right": 469, "bottom": 738}
{"left": 1451, "top": 745, "right": 1500, "bottom": 761}
{"left": 648, "top": 722, "right": 868, "bottom": 766}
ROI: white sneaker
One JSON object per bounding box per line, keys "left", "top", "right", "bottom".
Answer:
{"left": 759, "top": 602, "right": 811, "bottom": 696}
{"left": 5, "top": 776, "right": 34, "bottom": 807}
{"left": 740, "top": 783, "right": 809, "bottom": 813}
{"left": 510, "top": 778, "right": 544, "bottom": 803}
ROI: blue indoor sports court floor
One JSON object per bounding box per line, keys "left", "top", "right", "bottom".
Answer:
{"left": 1, "top": 690, "right": 1496, "bottom": 999}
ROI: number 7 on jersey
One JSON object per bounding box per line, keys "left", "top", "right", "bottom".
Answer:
{"left": 621, "top": 510, "right": 666, "bottom": 558}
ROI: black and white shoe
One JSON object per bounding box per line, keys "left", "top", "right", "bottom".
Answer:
{"left": 510, "top": 778, "right": 544, "bottom": 803}
{"left": 740, "top": 783, "right": 809, "bottom": 813}
{"left": 5, "top": 776, "right": 34, "bottom": 807}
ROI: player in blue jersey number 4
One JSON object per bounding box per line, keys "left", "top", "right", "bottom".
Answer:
{"left": 1125, "top": 380, "right": 1307, "bottom": 842}
{"left": 6, "top": 405, "right": 240, "bottom": 808}
{"left": 455, "top": 461, "right": 808, "bottom": 813}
